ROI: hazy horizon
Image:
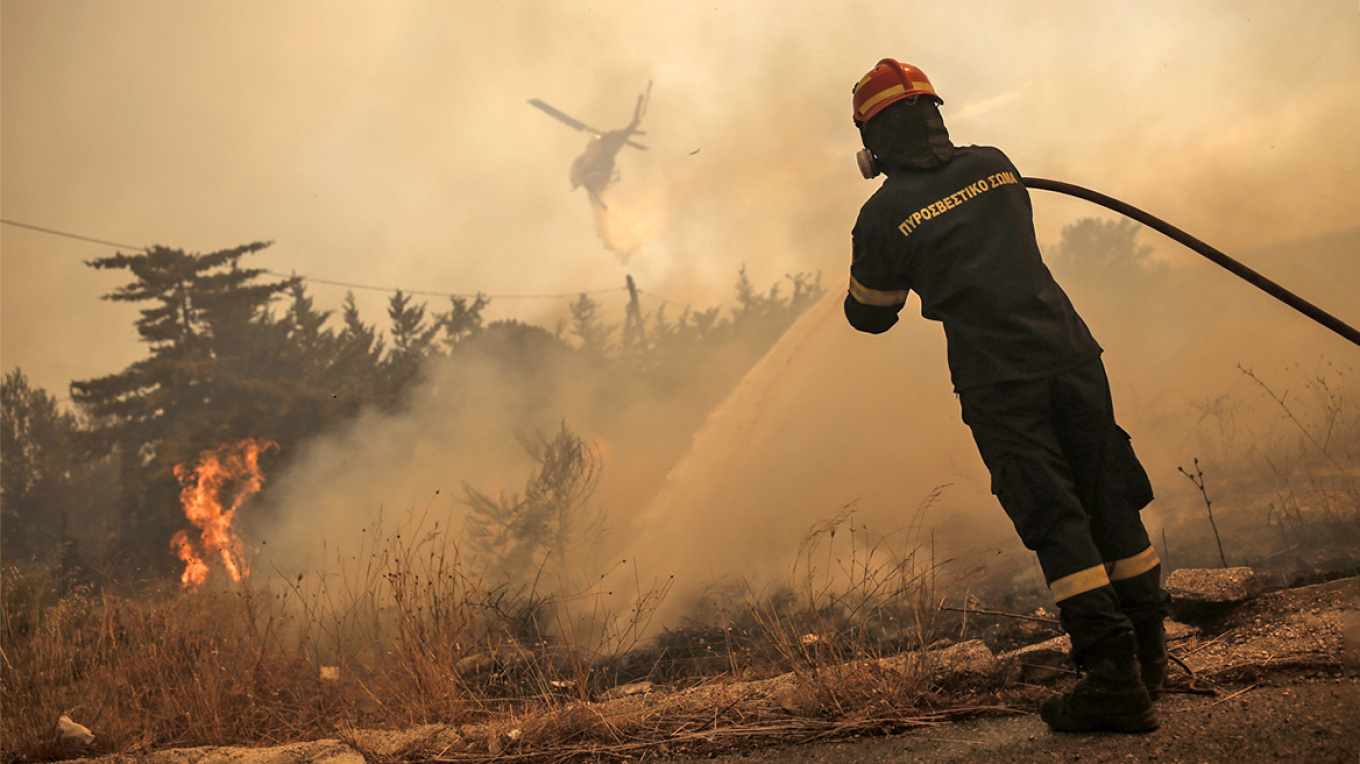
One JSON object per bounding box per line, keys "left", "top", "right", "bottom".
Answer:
{"left": 5, "top": 1, "right": 1359, "bottom": 398}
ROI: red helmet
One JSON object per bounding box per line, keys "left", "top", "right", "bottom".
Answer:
{"left": 852, "top": 59, "right": 942, "bottom": 125}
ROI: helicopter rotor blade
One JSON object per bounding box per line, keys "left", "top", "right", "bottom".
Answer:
{"left": 527, "top": 99, "right": 601, "bottom": 135}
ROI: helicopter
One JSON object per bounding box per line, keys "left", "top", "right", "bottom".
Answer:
{"left": 528, "top": 82, "right": 651, "bottom": 209}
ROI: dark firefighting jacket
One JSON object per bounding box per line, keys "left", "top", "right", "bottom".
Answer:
{"left": 845, "top": 145, "right": 1101, "bottom": 391}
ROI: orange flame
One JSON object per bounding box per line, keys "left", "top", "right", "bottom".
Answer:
{"left": 171, "top": 438, "right": 276, "bottom": 589}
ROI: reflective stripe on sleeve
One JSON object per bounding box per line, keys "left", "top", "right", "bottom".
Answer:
{"left": 848, "top": 275, "right": 907, "bottom": 307}
{"left": 1049, "top": 563, "right": 1111, "bottom": 603}
{"left": 1105, "top": 545, "right": 1160, "bottom": 581}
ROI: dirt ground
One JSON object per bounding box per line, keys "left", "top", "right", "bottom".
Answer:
{"left": 665, "top": 674, "right": 1358, "bottom": 764}
{"left": 59, "top": 576, "right": 1360, "bottom": 764}
{"left": 666, "top": 575, "right": 1360, "bottom": 764}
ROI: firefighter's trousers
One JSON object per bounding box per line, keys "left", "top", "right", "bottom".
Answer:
{"left": 959, "top": 358, "right": 1166, "bottom": 657}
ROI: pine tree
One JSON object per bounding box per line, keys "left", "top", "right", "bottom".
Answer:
{"left": 569, "top": 292, "right": 615, "bottom": 357}
{"left": 331, "top": 292, "right": 387, "bottom": 403}
{"left": 70, "top": 242, "right": 292, "bottom": 566}
{"left": 2, "top": 370, "right": 79, "bottom": 562}
{"left": 282, "top": 281, "right": 335, "bottom": 384}
{"left": 461, "top": 423, "right": 604, "bottom": 585}
{"left": 436, "top": 294, "right": 489, "bottom": 353}
{"left": 381, "top": 290, "right": 439, "bottom": 398}
{"left": 1051, "top": 217, "right": 1162, "bottom": 281}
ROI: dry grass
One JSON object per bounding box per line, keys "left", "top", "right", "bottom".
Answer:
{"left": 1, "top": 572, "right": 351, "bottom": 761}
{"left": 1165, "top": 364, "right": 1360, "bottom": 577}
{"left": 14, "top": 362, "right": 1356, "bottom": 762}
{"left": 0, "top": 501, "right": 1013, "bottom": 763}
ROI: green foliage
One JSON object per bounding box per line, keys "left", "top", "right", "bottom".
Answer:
{"left": 1, "top": 369, "right": 78, "bottom": 507}
{"left": 1046, "top": 217, "right": 1171, "bottom": 329}
{"left": 330, "top": 292, "right": 387, "bottom": 402}
{"left": 561, "top": 266, "right": 827, "bottom": 364}
{"left": 569, "top": 292, "right": 616, "bottom": 356}
{"left": 281, "top": 281, "right": 334, "bottom": 382}
{"left": 462, "top": 423, "right": 605, "bottom": 585}
{"left": 69, "top": 243, "right": 297, "bottom": 568}
{"left": 12, "top": 240, "right": 820, "bottom": 581}
{"left": 71, "top": 242, "right": 291, "bottom": 459}
{"left": 437, "top": 293, "right": 490, "bottom": 351}
{"left": 1, "top": 370, "right": 119, "bottom": 566}
{"left": 730, "top": 267, "right": 822, "bottom": 347}
{"left": 380, "top": 290, "right": 439, "bottom": 396}
{"left": 630, "top": 269, "right": 823, "bottom": 375}
{"left": 1050, "top": 217, "right": 1164, "bottom": 281}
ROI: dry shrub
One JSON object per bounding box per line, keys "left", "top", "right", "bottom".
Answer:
{"left": 2, "top": 495, "right": 989, "bottom": 763}
{"left": 1, "top": 567, "right": 351, "bottom": 761}
{"left": 1165, "top": 364, "right": 1360, "bottom": 577}
{"left": 0, "top": 500, "right": 682, "bottom": 762}
{"left": 741, "top": 491, "right": 953, "bottom": 673}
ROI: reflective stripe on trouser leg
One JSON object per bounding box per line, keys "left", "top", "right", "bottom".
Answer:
{"left": 1042, "top": 553, "right": 1128, "bottom": 658}
{"left": 1106, "top": 545, "right": 1159, "bottom": 582}
{"left": 1050, "top": 562, "right": 1113, "bottom": 603}
{"left": 959, "top": 372, "right": 1132, "bottom": 657}
{"left": 1050, "top": 582, "right": 1126, "bottom": 659}
{"left": 1108, "top": 546, "right": 1167, "bottom": 624}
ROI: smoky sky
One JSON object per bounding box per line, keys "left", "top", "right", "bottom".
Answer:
{"left": 3, "top": 0, "right": 1358, "bottom": 397}
{"left": 6, "top": 1, "right": 1358, "bottom": 627}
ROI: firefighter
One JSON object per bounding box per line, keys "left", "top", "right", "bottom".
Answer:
{"left": 843, "top": 59, "right": 1168, "bottom": 733}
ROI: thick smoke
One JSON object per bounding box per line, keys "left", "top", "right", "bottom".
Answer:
{"left": 4, "top": 2, "right": 1357, "bottom": 626}
{"left": 617, "top": 225, "right": 1360, "bottom": 624}
{"left": 6, "top": 1, "right": 1358, "bottom": 393}
{"left": 224, "top": 2, "right": 1360, "bottom": 624}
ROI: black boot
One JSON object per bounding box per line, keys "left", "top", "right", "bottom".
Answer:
{"left": 1111, "top": 566, "right": 1169, "bottom": 701}
{"left": 1132, "top": 618, "right": 1168, "bottom": 700}
{"left": 1040, "top": 632, "right": 1158, "bottom": 733}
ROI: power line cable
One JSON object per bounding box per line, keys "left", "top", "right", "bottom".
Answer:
{"left": 1, "top": 218, "right": 636, "bottom": 302}
{"left": 261, "top": 269, "right": 629, "bottom": 301}
{"left": 1, "top": 218, "right": 147, "bottom": 251}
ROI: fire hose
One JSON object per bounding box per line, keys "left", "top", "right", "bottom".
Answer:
{"left": 1021, "top": 177, "right": 1360, "bottom": 350}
